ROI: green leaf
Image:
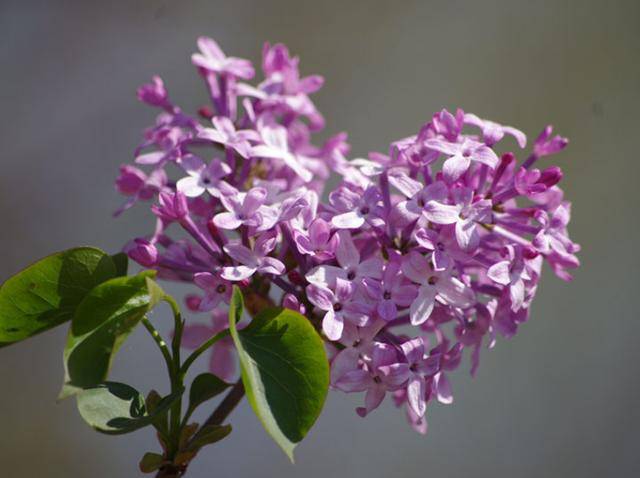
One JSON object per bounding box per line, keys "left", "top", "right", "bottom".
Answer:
{"left": 0, "top": 247, "right": 117, "bottom": 346}
{"left": 139, "top": 452, "right": 165, "bottom": 473}
{"left": 145, "top": 277, "right": 166, "bottom": 309}
{"left": 76, "top": 381, "right": 182, "bottom": 435}
{"left": 60, "top": 271, "right": 157, "bottom": 398}
{"left": 146, "top": 390, "right": 169, "bottom": 436}
{"left": 228, "top": 286, "right": 329, "bottom": 462}
{"left": 110, "top": 252, "right": 129, "bottom": 277}
{"left": 187, "top": 373, "right": 230, "bottom": 415}
{"left": 188, "top": 424, "right": 232, "bottom": 450}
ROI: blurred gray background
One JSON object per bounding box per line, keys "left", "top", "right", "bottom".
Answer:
{"left": 1, "top": 0, "right": 638, "bottom": 476}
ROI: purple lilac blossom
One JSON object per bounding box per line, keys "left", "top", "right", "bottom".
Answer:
{"left": 116, "top": 37, "right": 580, "bottom": 434}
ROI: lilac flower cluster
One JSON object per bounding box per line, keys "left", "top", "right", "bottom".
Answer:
{"left": 116, "top": 37, "right": 579, "bottom": 433}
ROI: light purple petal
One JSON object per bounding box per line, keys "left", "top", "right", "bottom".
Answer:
{"left": 377, "top": 299, "right": 397, "bottom": 321}
{"left": 332, "top": 211, "right": 365, "bottom": 229}
{"left": 442, "top": 154, "right": 471, "bottom": 182}
{"left": 487, "top": 260, "right": 511, "bottom": 285}
{"left": 407, "top": 375, "right": 427, "bottom": 417}
{"left": 436, "top": 277, "right": 475, "bottom": 308}
{"left": 224, "top": 243, "right": 258, "bottom": 267}
{"left": 307, "top": 284, "right": 335, "bottom": 311}
{"left": 378, "top": 363, "right": 410, "bottom": 387}
{"left": 213, "top": 212, "right": 242, "bottom": 230}
{"left": 177, "top": 176, "right": 205, "bottom": 198}
{"left": 455, "top": 218, "right": 480, "bottom": 251}
{"left": 336, "top": 230, "right": 360, "bottom": 269}
{"left": 241, "top": 188, "right": 267, "bottom": 216}
{"left": 410, "top": 285, "right": 437, "bottom": 325}
{"left": 435, "top": 373, "right": 453, "bottom": 404}
{"left": 335, "top": 369, "right": 370, "bottom": 392}
{"left": 400, "top": 337, "right": 425, "bottom": 364}
{"left": 221, "top": 265, "right": 256, "bottom": 281}
{"left": 423, "top": 201, "right": 460, "bottom": 225}
{"left": 472, "top": 145, "right": 499, "bottom": 168}
{"left": 305, "top": 265, "right": 346, "bottom": 287}
{"left": 258, "top": 257, "right": 286, "bottom": 275}
{"left": 323, "top": 309, "right": 344, "bottom": 341}
{"left": 401, "top": 251, "right": 430, "bottom": 284}
{"left": 357, "top": 257, "right": 384, "bottom": 280}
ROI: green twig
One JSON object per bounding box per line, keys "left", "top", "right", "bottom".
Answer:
{"left": 141, "top": 316, "right": 174, "bottom": 377}
{"left": 180, "top": 330, "right": 230, "bottom": 376}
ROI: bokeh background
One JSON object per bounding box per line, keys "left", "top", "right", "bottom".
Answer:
{"left": 1, "top": 0, "right": 639, "bottom": 476}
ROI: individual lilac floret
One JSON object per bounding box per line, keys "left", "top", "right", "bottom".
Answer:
{"left": 334, "top": 342, "right": 408, "bottom": 417}
{"left": 192, "top": 36, "right": 255, "bottom": 79}
{"left": 422, "top": 186, "right": 492, "bottom": 251}
{"left": 213, "top": 187, "right": 276, "bottom": 231}
{"left": 464, "top": 113, "right": 527, "bottom": 148}
{"left": 221, "top": 231, "right": 286, "bottom": 281}
{"left": 425, "top": 137, "right": 499, "bottom": 182}
{"left": 198, "top": 116, "right": 260, "bottom": 158}
{"left": 251, "top": 124, "right": 313, "bottom": 182}
{"left": 330, "top": 186, "right": 385, "bottom": 229}
{"left": 293, "top": 218, "right": 338, "bottom": 262}
{"left": 306, "top": 230, "right": 382, "bottom": 287}
{"left": 307, "top": 278, "right": 369, "bottom": 340}
{"left": 402, "top": 251, "right": 475, "bottom": 325}
{"left": 176, "top": 155, "right": 234, "bottom": 198}
{"left": 362, "top": 258, "right": 417, "bottom": 322}
{"left": 193, "top": 272, "right": 232, "bottom": 311}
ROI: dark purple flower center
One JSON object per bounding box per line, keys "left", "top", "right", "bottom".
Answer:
{"left": 428, "top": 276, "right": 438, "bottom": 285}
{"left": 373, "top": 376, "right": 382, "bottom": 384}
{"left": 347, "top": 270, "right": 356, "bottom": 280}
{"left": 383, "top": 290, "right": 392, "bottom": 300}
{"left": 216, "top": 284, "right": 227, "bottom": 294}
{"left": 333, "top": 302, "right": 343, "bottom": 312}
{"left": 437, "top": 242, "right": 445, "bottom": 251}
{"left": 359, "top": 206, "right": 370, "bottom": 215}
{"left": 462, "top": 149, "right": 472, "bottom": 158}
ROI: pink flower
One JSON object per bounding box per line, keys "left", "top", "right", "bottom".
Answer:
{"left": 191, "top": 36, "right": 254, "bottom": 79}
{"left": 213, "top": 187, "right": 277, "bottom": 231}
{"left": 305, "top": 230, "right": 383, "bottom": 287}
{"left": 402, "top": 251, "right": 475, "bottom": 325}
{"left": 306, "top": 278, "right": 370, "bottom": 341}
{"left": 464, "top": 113, "right": 527, "bottom": 148}
{"left": 221, "top": 231, "right": 286, "bottom": 281}
{"left": 192, "top": 272, "right": 232, "bottom": 311}
{"left": 425, "top": 137, "right": 499, "bottom": 182}
{"left": 176, "top": 156, "right": 234, "bottom": 198}
{"left": 198, "top": 116, "right": 260, "bottom": 158}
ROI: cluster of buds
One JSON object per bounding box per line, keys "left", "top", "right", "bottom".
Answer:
{"left": 116, "top": 37, "right": 579, "bottom": 433}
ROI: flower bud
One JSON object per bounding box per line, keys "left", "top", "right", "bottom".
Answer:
{"left": 128, "top": 239, "right": 158, "bottom": 267}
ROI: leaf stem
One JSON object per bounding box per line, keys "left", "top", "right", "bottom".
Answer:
{"left": 190, "top": 380, "right": 245, "bottom": 444}
{"left": 141, "top": 316, "right": 174, "bottom": 377}
{"left": 179, "top": 330, "right": 230, "bottom": 375}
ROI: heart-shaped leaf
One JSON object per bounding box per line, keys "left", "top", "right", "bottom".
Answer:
{"left": 0, "top": 247, "right": 117, "bottom": 346}
{"left": 187, "top": 373, "right": 230, "bottom": 416}
{"left": 76, "top": 381, "right": 182, "bottom": 435}
{"left": 228, "top": 286, "right": 329, "bottom": 461}
{"left": 60, "top": 271, "right": 157, "bottom": 398}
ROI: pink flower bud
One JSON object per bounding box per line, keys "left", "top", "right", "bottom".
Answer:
{"left": 128, "top": 239, "right": 158, "bottom": 267}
